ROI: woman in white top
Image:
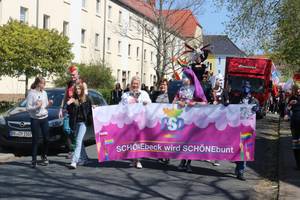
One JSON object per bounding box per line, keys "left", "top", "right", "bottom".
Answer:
{"left": 26, "top": 77, "right": 53, "bottom": 168}
{"left": 120, "top": 76, "right": 151, "bottom": 168}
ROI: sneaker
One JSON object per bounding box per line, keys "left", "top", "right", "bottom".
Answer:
{"left": 178, "top": 163, "right": 186, "bottom": 171}
{"left": 212, "top": 161, "right": 220, "bottom": 166}
{"left": 186, "top": 164, "right": 193, "bottom": 173}
{"left": 136, "top": 161, "right": 143, "bottom": 169}
{"left": 31, "top": 161, "right": 37, "bottom": 169}
{"left": 237, "top": 173, "right": 246, "bottom": 181}
{"left": 158, "top": 159, "right": 170, "bottom": 165}
{"left": 78, "top": 159, "right": 93, "bottom": 166}
{"left": 41, "top": 156, "right": 49, "bottom": 166}
{"left": 69, "top": 162, "right": 77, "bottom": 169}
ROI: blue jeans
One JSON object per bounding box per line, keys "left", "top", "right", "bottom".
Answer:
{"left": 30, "top": 117, "right": 49, "bottom": 162}
{"left": 72, "top": 122, "right": 88, "bottom": 164}
{"left": 235, "top": 161, "right": 246, "bottom": 174}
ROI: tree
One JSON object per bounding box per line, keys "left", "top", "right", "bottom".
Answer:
{"left": 272, "top": 0, "right": 300, "bottom": 75}
{"left": 118, "top": 0, "right": 204, "bottom": 86}
{"left": 0, "top": 20, "right": 73, "bottom": 95}
{"left": 214, "top": 0, "right": 281, "bottom": 53}
{"left": 216, "top": 0, "right": 300, "bottom": 75}
{"left": 54, "top": 63, "right": 115, "bottom": 89}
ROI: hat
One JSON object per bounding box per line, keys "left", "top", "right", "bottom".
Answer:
{"left": 183, "top": 68, "right": 207, "bottom": 102}
{"left": 68, "top": 65, "right": 78, "bottom": 73}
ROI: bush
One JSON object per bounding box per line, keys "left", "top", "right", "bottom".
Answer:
{"left": 98, "top": 88, "right": 112, "bottom": 104}
{"left": 0, "top": 101, "right": 15, "bottom": 114}
{"left": 54, "top": 63, "right": 115, "bottom": 90}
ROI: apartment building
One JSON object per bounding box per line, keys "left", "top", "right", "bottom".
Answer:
{"left": 0, "top": 0, "right": 203, "bottom": 96}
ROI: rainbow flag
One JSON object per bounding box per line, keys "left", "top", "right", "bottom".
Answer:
{"left": 105, "top": 139, "right": 114, "bottom": 145}
{"left": 241, "top": 132, "right": 252, "bottom": 140}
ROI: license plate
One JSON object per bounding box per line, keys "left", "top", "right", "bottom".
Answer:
{"left": 10, "top": 131, "right": 32, "bottom": 138}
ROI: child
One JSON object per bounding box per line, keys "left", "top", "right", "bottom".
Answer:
{"left": 174, "top": 68, "right": 207, "bottom": 172}
{"left": 68, "top": 83, "right": 92, "bottom": 169}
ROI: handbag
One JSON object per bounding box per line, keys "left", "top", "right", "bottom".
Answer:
{"left": 63, "top": 114, "right": 72, "bottom": 135}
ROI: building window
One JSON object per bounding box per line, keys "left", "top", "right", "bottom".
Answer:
{"left": 128, "top": 44, "right": 131, "bottom": 57}
{"left": 117, "top": 69, "right": 121, "bottom": 83}
{"left": 43, "top": 15, "right": 50, "bottom": 29}
{"left": 122, "top": 71, "right": 127, "bottom": 88}
{"left": 153, "top": 75, "right": 157, "bottom": 85}
{"left": 150, "top": 51, "right": 153, "bottom": 62}
{"left": 129, "top": 16, "right": 132, "bottom": 29}
{"left": 144, "top": 49, "right": 146, "bottom": 60}
{"left": 81, "top": 29, "right": 86, "bottom": 44}
{"left": 118, "top": 11, "right": 122, "bottom": 25}
{"left": 218, "top": 69, "right": 221, "bottom": 74}
{"left": 137, "top": 20, "right": 141, "bottom": 33}
{"left": 136, "top": 47, "right": 139, "bottom": 58}
{"left": 82, "top": 0, "right": 86, "bottom": 8}
{"left": 95, "top": 33, "right": 99, "bottom": 48}
{"left": 63, "top": 21, "right": 69, "bottom": 37}
{"left": 96, "top": 0, "right": 100, "bottom": 14}
{"left": 108, "top": 5, "right": 112, "bottom": 20}
{"left": 20, "top": 7, "right": 28, "bottom": 23}
{"left": 118, "top": 41, "right": 121, "bottom": 54}
{"left": 209, "top": 63, "right": 212, "bottom": 71}
{"left": 127, "top": 71, "right": 131, "bottom": 83}
{"left": 218, "top": 57, "right": 221, "bottom": 65}
{"left": 107, "top": 37, "right": 111, "bottom": 51}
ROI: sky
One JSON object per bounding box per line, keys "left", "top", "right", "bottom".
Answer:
{"left": 196, "top": 1, "right": 229, "bottom": 35}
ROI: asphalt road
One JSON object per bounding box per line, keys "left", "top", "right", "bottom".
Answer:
{"left": 0, "top": 115, "right": 280, "bottom": 200}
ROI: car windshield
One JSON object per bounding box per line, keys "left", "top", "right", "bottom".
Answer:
{"left": 19, "top": 90, "right": 64, "bottom": 108}
{"left": 228, "top": 76, "right": 265, "bottom": 93}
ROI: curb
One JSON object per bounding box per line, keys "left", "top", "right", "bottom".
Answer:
{"left": 0, "top": 153, "right": 15, "bottom": 163}
{"left": 278, "top": 120, "right": 300, "bottom": 200}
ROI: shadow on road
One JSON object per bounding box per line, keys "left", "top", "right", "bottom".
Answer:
{"left": 0, "top": 159, "right": 253, "bottom": 200}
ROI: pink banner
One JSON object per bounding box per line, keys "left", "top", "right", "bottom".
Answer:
{"left": 92, "top": 104, "right": 256, "bottom": 162}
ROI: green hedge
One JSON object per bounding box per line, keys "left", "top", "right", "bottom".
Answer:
{"left": 98, "top": 88, "right": 112, "bottom": 105}
{"left": 0, "top": 101, "right": 15, "bottom": 114}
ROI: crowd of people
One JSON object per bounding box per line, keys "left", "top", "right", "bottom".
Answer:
{"left": 268, "top": 84, "right": 300, "bottom": 170}
{"left": 111, "top": 65, "right": 257, "bottom": 181}
{"left": 25, "top": 62, "right": 300, "bottom": 182}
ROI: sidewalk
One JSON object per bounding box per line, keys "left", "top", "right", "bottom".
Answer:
{"left": 279, "top": 119, "right": 300, "bottom": 200}
{"left": 0, "top": 153, "right": 15, "bottom": 163}
{"left": 0, "top": 146, "right": 15, "bottom": 163}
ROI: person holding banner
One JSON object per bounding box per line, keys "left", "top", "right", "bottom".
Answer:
{"left": 232, "top": 81, "right": 258, "bottom": 180}
{"left": 174, "top": 67, "right": 207, "bottom": 173}
{"left": 120, "top": 76, "right": 152, "bottom": 169}
{"left": 68, "top": 83, "right": 92, "bottom": 169}
{"left": 155, "top": 79, "right": 170, "bottom": 165}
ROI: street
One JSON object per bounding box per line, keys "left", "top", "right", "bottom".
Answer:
{"left": 0, "top": 115, "right": 279, "bottom": 200}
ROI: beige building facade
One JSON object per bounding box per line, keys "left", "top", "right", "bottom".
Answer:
{"left": 0, "top": 0, "right": 202, "bottom": 96}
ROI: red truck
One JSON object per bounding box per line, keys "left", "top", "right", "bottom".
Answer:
{"left": 225, "top": 57, "right": 273, "bottom": 118}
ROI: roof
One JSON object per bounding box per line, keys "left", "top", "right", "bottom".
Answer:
{"left": 118, "top": 1, "right": 201, "bottom": 39}
{"left": 162, "top": 10, "right": 201, "bottom": 38}
{"left": 119, "top": 0, "right": 157, "bottom": 21}
{"left": 250, "top": 55, "right": 269, "bottom": 59}
{"left": 203, "top": 35, "right": 246, "bottom": 56}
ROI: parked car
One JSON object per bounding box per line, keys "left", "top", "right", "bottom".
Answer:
{"left": 0, "top": 88, "right": 107, "bottom": 149}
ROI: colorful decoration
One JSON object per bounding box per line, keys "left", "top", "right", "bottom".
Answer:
{"left": 92, "top": 104, "right": 256, "bottom": 162}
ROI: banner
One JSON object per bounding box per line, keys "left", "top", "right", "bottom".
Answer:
{"left": 92, "top": 104, "right": 256, "bottom": 162}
